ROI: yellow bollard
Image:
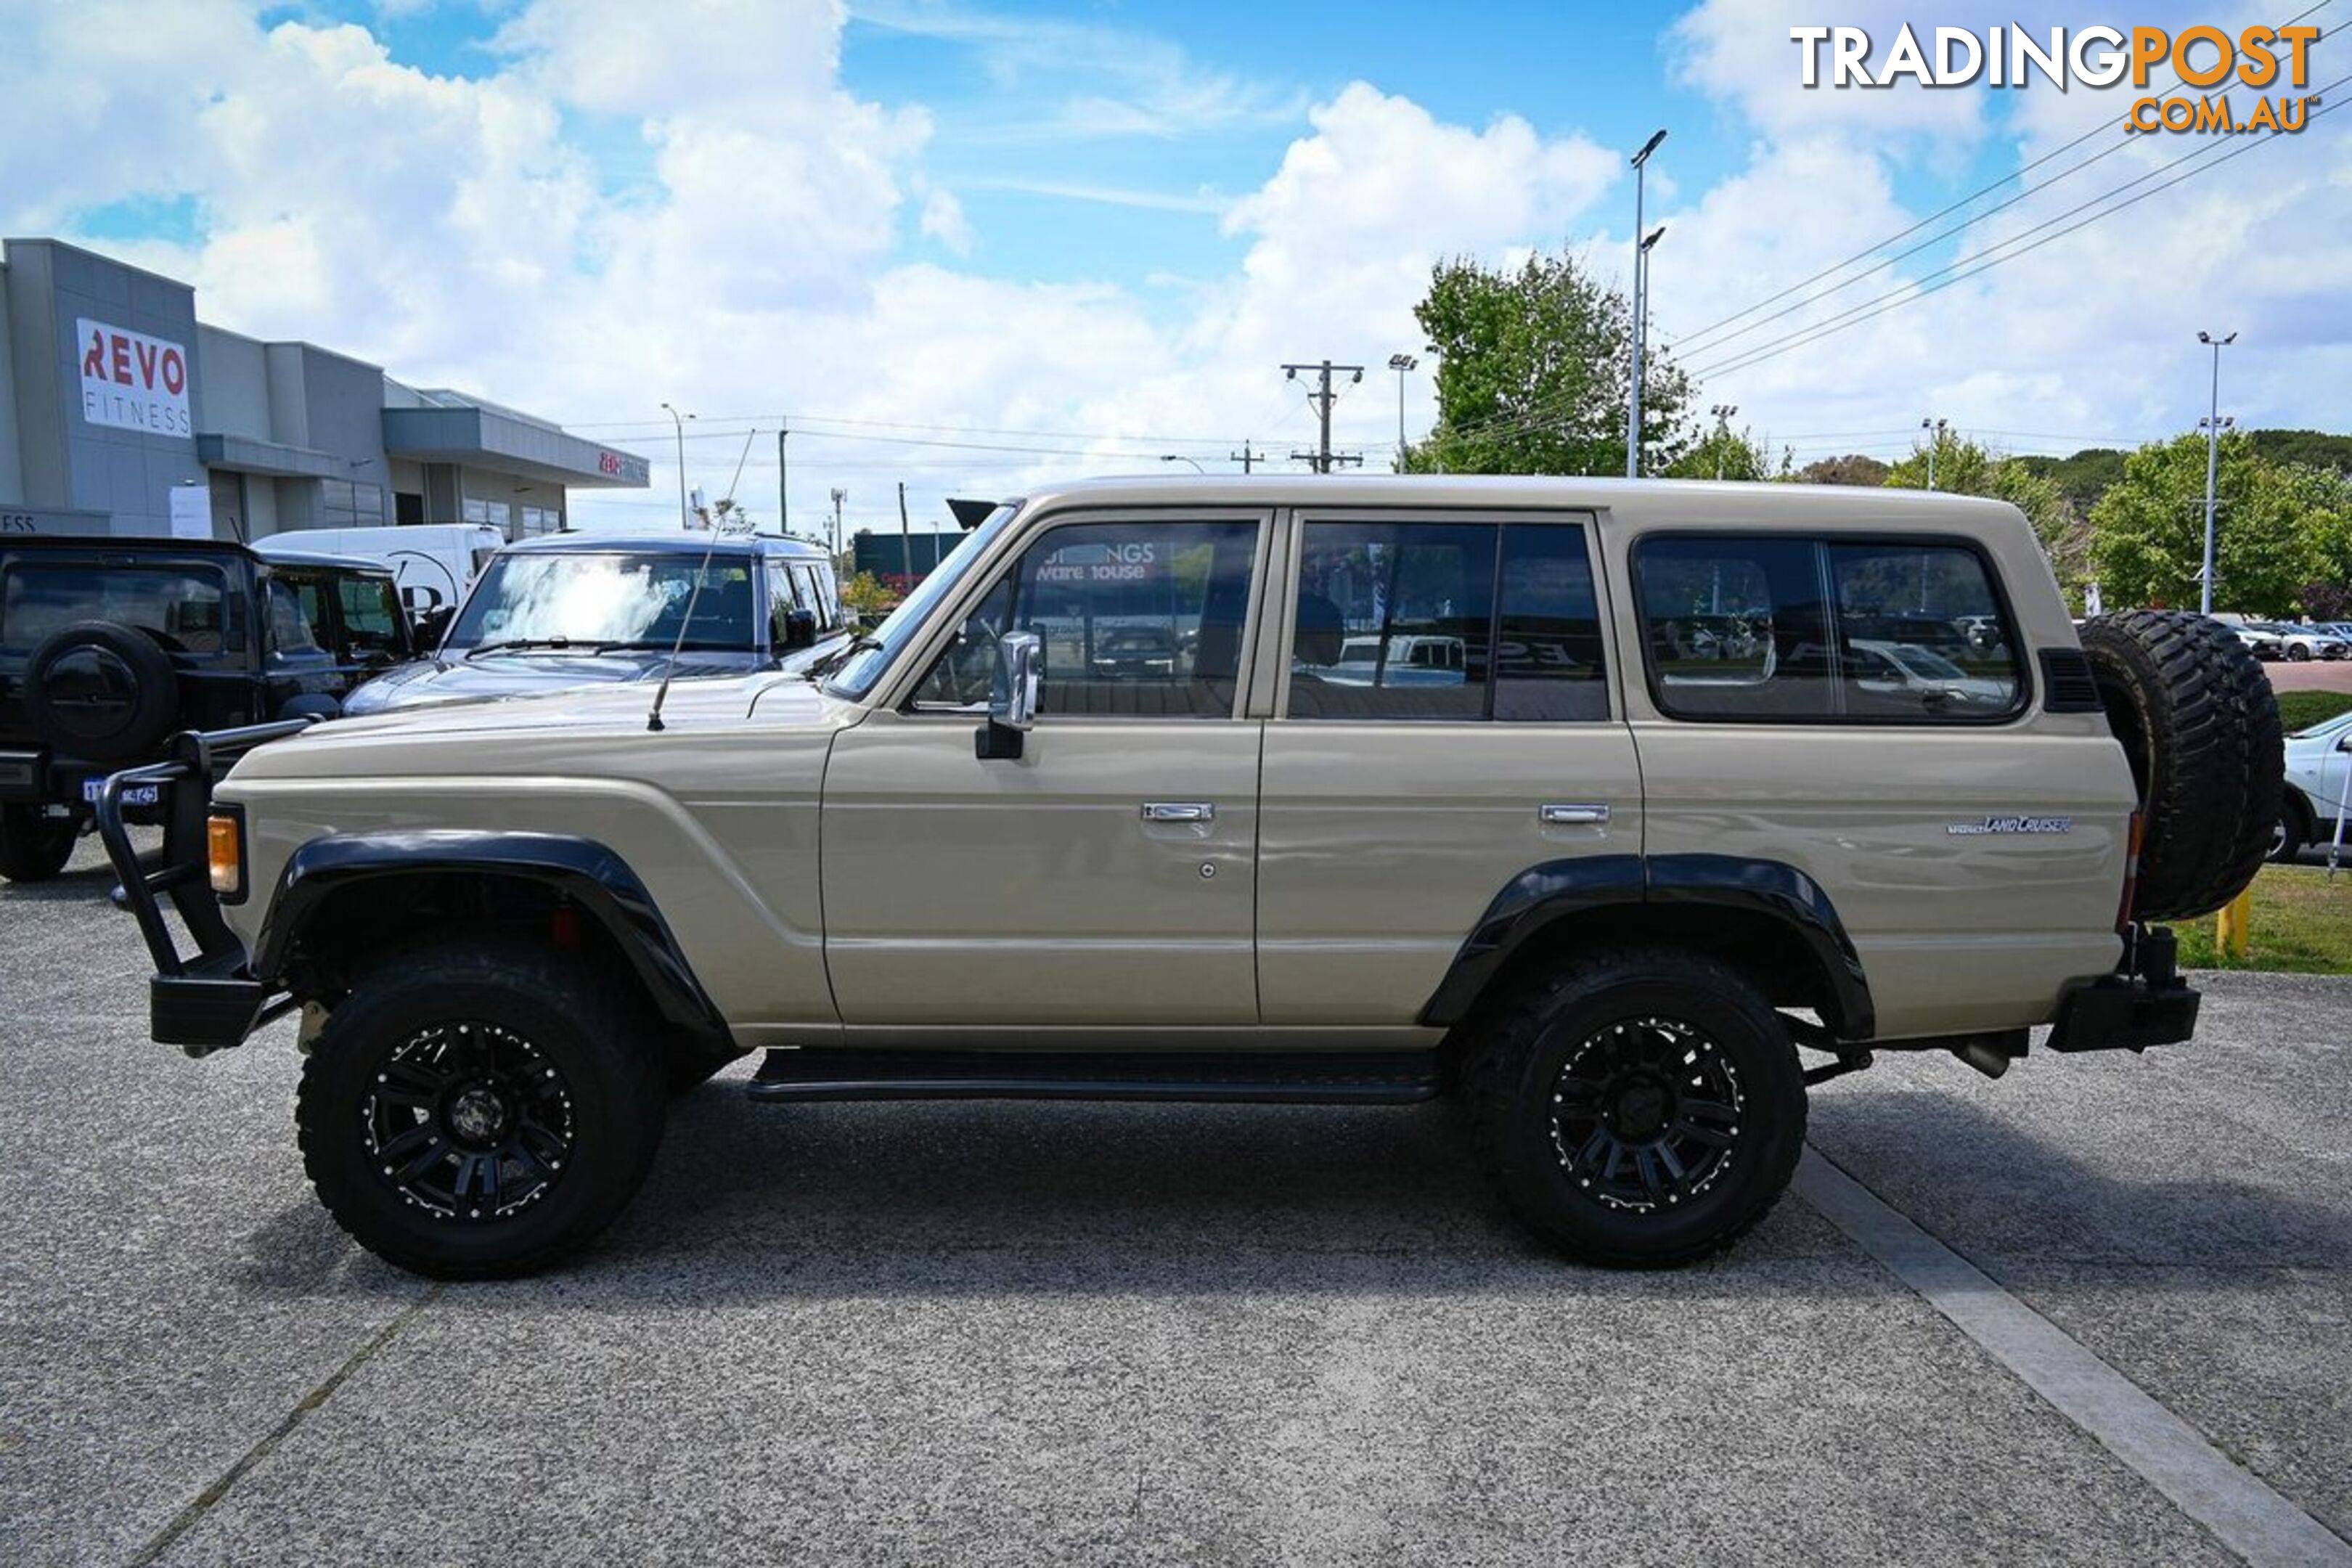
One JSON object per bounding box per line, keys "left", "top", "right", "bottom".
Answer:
{"left": 2216, "top": 887, "right": 2254, "bottom": 963}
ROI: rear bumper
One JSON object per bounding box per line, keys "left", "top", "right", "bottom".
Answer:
{"left": 2046, "top": 926, "right": 2200, "bottom": 1053}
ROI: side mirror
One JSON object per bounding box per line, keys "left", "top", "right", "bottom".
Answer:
{"left": 976, "top": 630, "right": 1042, "bottom": 759}
{"left": 783, "top": 607, "right": 817, "bottom": 651}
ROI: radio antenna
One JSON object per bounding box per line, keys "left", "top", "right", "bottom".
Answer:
{"left": 648, "top": 428, "right": 761, "bottom": 732}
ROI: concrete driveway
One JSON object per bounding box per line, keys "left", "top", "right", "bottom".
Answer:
{"left": 3, "top": 838, "right": 2347, "bottom": 1566}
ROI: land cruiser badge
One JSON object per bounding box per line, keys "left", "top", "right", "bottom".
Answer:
{"left": 1946, "top": 815, "right": 2072, "bottom": 836}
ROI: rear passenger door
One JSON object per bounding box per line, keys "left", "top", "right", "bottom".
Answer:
{"left": 1255, "top": 510, "right": 1643, "bottom": 1026}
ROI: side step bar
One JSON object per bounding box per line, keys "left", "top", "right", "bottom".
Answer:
{"left": 747, "top": 1048, "right": 1445, "bottom": 1106}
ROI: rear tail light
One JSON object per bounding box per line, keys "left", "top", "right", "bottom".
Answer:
{"left": 2116, "top": 809, "right": 2146, "bottom": 933}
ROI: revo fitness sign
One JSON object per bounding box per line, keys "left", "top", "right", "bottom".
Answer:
{"left": 76, "top": 318, "right": 192, "bottom": 437}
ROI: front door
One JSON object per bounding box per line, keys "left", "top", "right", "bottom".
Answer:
{"left": 821, "top": 511, "right": 1270, "bottom": 1031}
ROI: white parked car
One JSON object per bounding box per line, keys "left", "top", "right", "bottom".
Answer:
{"left": 2273, "top": 709, "right": 2352, "bottom": 860}
{"left": 2261, "top": 622, "right": 2351, "bottom": 662}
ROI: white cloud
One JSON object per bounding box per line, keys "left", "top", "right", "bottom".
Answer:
{"left": 3, "top": 0, "right": 2342, "bottom": 534}
{"left": 918, "top": 188, "right": 973, "bottom": 254}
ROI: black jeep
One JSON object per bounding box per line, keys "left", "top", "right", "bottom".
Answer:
{"left": 0, "top": 533, "right": 413, "bottom": 881}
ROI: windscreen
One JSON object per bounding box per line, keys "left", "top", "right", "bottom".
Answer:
{"left": 446, "top": 552, "right": 759, "bottom": 651}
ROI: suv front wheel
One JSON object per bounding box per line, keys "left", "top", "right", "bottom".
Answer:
{"left": 297, "top": 939, "right": 666, "bottom": 1278}
{"left": 1464, "top": 949, "right": 1807, "bottom": 1268}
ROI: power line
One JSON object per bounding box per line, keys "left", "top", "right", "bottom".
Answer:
{"left": 1666, "top": 0, "right": 2335, "bottom": 354}
{"left": 1689, "top": 83, "right": 2346, "bottom": 382}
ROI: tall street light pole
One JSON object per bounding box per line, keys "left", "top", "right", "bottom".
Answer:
{"left": 1919, "top": 417, "right": 1948, "bottom": 490}
{"left": 1159, "top": 454, "right": 1204, "bottom": 474}
{"left": 2197, "top": 330, "right": 2238, "bottom": 616}
{"left": 661, "top": 401, "right": 693, "bottom": 530}
{"left": 829, "top": 487, "right": 847, "bottom": 559}
{"left": 1625, "top": 128, "right": 1667, "bottom": 479}
{"left": 1387, "top": 352, "right": 1418, "bottom": 467}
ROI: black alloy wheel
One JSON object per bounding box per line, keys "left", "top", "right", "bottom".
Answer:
{"left": 364, "top": 1021, "right": 577, "bottom": 1222}
{"left": 1548, "top": 1016, "right": 1744, "bottom": 1213}
{"left": 299, "top": 938, "right": 666, "bottom": 1278}
{"left": 1466, "top": 947, "right": 1807, "bottom": 1269}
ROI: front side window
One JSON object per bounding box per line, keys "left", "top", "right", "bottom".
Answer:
{"left": 1636, "top": 534, "right": 2025, "bottom": 722}
{"left": 0, "top": 563, "right": 231, "bottom": 656}
{"left": 336, "top": 575, "right": 408, "bottom": 663}
{"left": 911, "top": 519, "right": 1259, "bottom": 719}
{"left": 446, "top": 552, "right": 759, "bottom": 652}
{"left": 1286, "top": 520, "right": 1608, "bottom": 722}
{"left": 264, "top": 575, "right": 333, "bottom": 660}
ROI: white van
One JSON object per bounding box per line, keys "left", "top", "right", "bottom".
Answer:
{"left": 263, "top": 524, "right": 505, "bottom": 621}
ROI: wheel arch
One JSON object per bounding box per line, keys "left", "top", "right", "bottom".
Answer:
{"left": 253, "top": 831, "right": 727, "bottom": 1040}
{"left": 1418, "top": 853, "right": 1875, "bottom": 1041}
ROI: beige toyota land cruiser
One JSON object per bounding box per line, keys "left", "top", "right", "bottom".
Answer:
{"left": 101, "top": 477, "right": 2282, "bottom": 1278}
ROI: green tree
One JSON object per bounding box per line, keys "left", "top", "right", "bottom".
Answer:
{"left": 838, "top": 570, "right": 897, "bottom": 621}
{"left": 1795, "top": 454, "right": 1891, "bottom": 487}
{"left": 2088, "top": 433, "right": 2316, "bottom": 615}
{"left": 1665, "top": 418, "right": 1773, "bottom": 481}
{"left": 1404, "top": 250, "right": 1691, "bottom": 477}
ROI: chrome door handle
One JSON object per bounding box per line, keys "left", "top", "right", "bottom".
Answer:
{"left": 1540, "top": 803, "right": 1611, "bottom": 825}
{"left": 1143, "top": 801, "right": 1216, "bottom": 823}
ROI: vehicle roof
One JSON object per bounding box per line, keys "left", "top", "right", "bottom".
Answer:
{"left": 494, "top": 531, "right": 834, "bottom": 559}
{"left": 1012, "top": 473, "right": 2022, "bottom": 526}
{"left": 250, "top": 540, "right": 397, "bottom": 575}
{"left": 2, "top": 533, "right": 387, "bottom": 575}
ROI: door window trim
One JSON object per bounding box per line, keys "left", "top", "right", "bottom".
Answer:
{"left": 1273, "top": 507, "right": 1613, "bottom": 724}
{"left": 880, "top": 505, "right": 1275, "bottom": 723}
{"left": 1625, "top": 528, "right": 2035, "bottom": 726}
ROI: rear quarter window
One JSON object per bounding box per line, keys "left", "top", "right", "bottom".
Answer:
{"left": 1634, "top": 534, "right": 2026, "bottom": 724}
{"left": 0, "top": 561, "right": 234, "bottom": 656}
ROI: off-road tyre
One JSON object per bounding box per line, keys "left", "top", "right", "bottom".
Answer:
{"left": 23, "top": 621, "right": 180, "bottom": 764}
{"left": 666, "top": 1043, "right": 750, "bottom": 1095}
{"left": 298, "top": 939, "right": 666, "bottom": 1279}
{"left": 1463, "top": 948, "right": 1807, "bottom": 1269}
{"left": 0, "top": 806, "right": 78, "bottom": 883}
{"left": 2079, "top": 611, "right": 2282, "bottom": 920}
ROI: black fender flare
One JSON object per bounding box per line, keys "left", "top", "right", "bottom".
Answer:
{"left": 1417, "top": 853, "right": 1874, "bottom": 1040}
{"left": 251, "top": 830, "right": 724, "bottom": 1032}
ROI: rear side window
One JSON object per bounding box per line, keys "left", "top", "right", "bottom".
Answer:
{"left": 1636, "top": 535, "right": 2025, "bottom": 722}
{"left": 1287, "top": 520, "right": 1607, "bottom": 721}
{"left": 0, "top": 563, "right": 231, "bottom": 656}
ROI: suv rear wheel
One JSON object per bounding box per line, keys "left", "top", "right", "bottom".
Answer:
{"left": 1464, "top": 949, "right": 1807, "bottom": 1268}
{"left": 297, "top": 939, "right": 666, "bottom": 1278}
{"left": 0, "top": 805, "right": 78, "bottom": 883}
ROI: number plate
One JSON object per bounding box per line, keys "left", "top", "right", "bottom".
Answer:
{"left": 83, "top": 777, "right": 162, "bottom": 807}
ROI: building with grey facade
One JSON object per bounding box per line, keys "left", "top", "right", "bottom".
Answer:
{"left": 0, "top": 237, "right": 649, "bottom": 543}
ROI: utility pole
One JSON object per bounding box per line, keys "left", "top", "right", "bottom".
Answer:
{"left": 829, "top": 487, "right": 846, "bottom": 559}
{"left": 777, "top": 422, "right": 788, "bottom": 537}
{"left": 1291, "top": 448, "right": 1364, "bottom": 472}
{"left": 1919, "top": 417, "right": 1948, "bottom": 491}
{"left": 897, "top": 480, "right": 912, "bottom": 586}
{"left": 1626, "top": 128, "right": 1667, "bottom": 479}
{"left": 2197, "top": 330, "right": 2238, "bottom": 616}
{"left": 1282, "top": 359, "right": 1364, "bottom": 473}
{"left": 1228, "top": 445, "right": 1266, "bottom": 473}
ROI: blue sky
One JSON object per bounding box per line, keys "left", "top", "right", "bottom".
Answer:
{"left": 4, "top": 0, "right": 2344, "bottom": 528}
